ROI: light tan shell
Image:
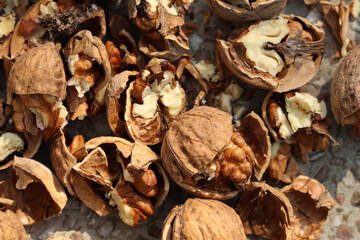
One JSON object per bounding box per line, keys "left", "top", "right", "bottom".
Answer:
{"left": 0, "top": 209, "right": 28, "bottom": 239}
{"left": 8, "top": 42, "right": 66, "bottom": 99}
{"left": 281, "top": 176, "right": 336, "bottom": 240}
{"left": 162, "top": 198, "right": 247, "bottom": 240}
{"left": 63, "top": 30, "right": 111, "bottom": 95}
{"left": 235, "top": 181, "right": 294, "bottom": 240}
{"left": 206, "top": 0, "right": 287, "bottom": 22}
{"left": 217, "top": 15, "right": 325, "bottom": 92}
{"left": 331, "top": 45, "right": 360, "bottom": 125}
{"left": 0, "top": 156, "right": 67, "bottom": 225}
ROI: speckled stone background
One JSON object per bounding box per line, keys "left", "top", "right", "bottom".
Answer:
{"left": 1, "top": 0, "right": 360, "bottom": 239}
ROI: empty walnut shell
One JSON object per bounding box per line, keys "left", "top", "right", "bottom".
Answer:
{"left": 281, "top": 176, "right": 336, "bottom": 239}
{"left": 10, "top": 0, "right": 106, "bottom": 59}
{"left": 162, "top": 198, "right": 247, "bottom": 240}
{"left": 217, "top": 15, "right": 325, "bottom": 92}
{"left": 161, "top": 106, "right": 270, "bottom": 200}
{"left": 0, "top": 156, "right": 67, "bottom": 225}
{"left": 235, "top": 181, "right": 294, "bottom": 240}
{"left": 331, "top": 45, "right": 360, "bottom": 126}
{"left": 206, "top": 0, "right": 287, "bottom": 22}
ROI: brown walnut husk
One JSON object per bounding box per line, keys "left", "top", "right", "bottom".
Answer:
{"left": 331, "top": 45, "right": 360, "bottom": 126}
{"left": 162, "top": 198, "right": 247, "bottom": 240}
{"left": 10, "top": 0, "right": 106, "bottom": 59}
{"left": 217, "top": 15, "right": 325, "bottom": 92}
{"left": 281, "top": 176, "right": 336, "bottom": 239}
{"left": 0, "top": 156, "right": 67, "bottom": 225}
{"left": 161, "top": 106, "right": 270, "bottom": 200}
{"left": 206, "top": 0, "right": 287, "bottom": 22}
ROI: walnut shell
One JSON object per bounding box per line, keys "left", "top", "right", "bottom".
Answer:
{"left": 331, "top": 45, "right": 360, "bottom": 125}
{"left": 235, "top": 181, "right": 294, "bottom": 240}
{"left": 8, "top": 42, "right": 66, "bottom": 99}
{"left": 206, "top": 0, "right": 287, "bottom": 22}
{"left": 0, "top": 156, "right": 67, "bottom": 225}
{"left": 162, "top": 198, "right": 247, "bottom": 240}
{"left": 281, "top": 176, "right": 336, "bottom": 239}
{"left": 0, "top": 209, "right": 27, "bottom": 240}
{"left": 217, "top": 15, "right": 325, "bottom": 92}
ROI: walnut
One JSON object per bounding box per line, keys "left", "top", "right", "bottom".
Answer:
{"left": 162, "top": 198, "right": 247, "bottom": 240}
{"left": 331, "top": 45, "right": 360, "bottom": 127}
{"left": 262, "top": 91, "right": 338, "bottom": 162}
{"left": 217, "top": 15, "right": 325, "bottom": 92}
{"left": 0, "top": 208, "right": 27, "bottom": 240}
{"left": 10, "top": 0, "right": 106, "bottom": 59}
{"left": 50, "top": 135, "right": 169, "bottom": 226}
{"left": 63, "top": 30, "right": 111, "bottom": 120}
{"left": 161, "top": 106, "right": 271, "bottom": 199}
{"left": 8, "top": 42, "right": 68, "bottom": 141}
{"left": 0, "top": 156, "right": 67, "bottom": 225}
{"left": 206, "top": 0, "right": 287, "bottom": 22}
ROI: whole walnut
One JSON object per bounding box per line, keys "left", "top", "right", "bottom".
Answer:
{"left": 162, "top": 198, "right": 246, "bottom": 240}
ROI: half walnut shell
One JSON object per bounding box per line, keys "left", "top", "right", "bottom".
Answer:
{"left": 206, "top": 0, "right": 287, "bottom": 22}
{"left": 0, "top": 156, "right": 67, "bottom": 225}
{"left": 161, "top": 106, "right": 270, "bottom": 200}
{"left": 162, "top": 198, "right": 247, "bottom": 240}
{"left": 217, "top": 15, "right": 325, "bottom": 92}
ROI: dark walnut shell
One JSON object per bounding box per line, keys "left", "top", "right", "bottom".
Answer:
{"left": 206, "top": 0, "right": 287, "bottom": 22}
{"left": 161, "top": 106, "right": 270, "bottom": 200}
{"left": 217, "top": 15, "right": 325, "bottom": 92}
{"left": 331, "top": 45, "right": 360, "bottom": 125}
{"left": 162, "top": 198, "right": 247, "bottom": 240}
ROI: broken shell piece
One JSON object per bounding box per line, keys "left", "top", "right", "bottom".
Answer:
{"left": 162, "top": 198, "right": 247, "bottom": 240}
{"left": 10, "top": 0, "right": 106, "bottom": 59}
{"left": 206, "top": 0, "right": 287, "bottom": 22}
{"left": 0, "top": 208, "right": 28, "bottom": 240}
{"left": 262, "top": 91, "right": 338, "bottom": 162}
{"left": 281, "top": 176, "right": 336, "bottom": 239}
{"left": 217, "top": 15, "right": 325, "bottom": 92}
{"left": 63, "top": 30, "right": 111, "bottom": 120}
{"left": 57, "top": 136, "right": 169, "bottom": 226}
{"left": 235, "top": 181, "right": 294, "bottom": 240}
{"left": 161, "top": 106, "right": 270, "bottom": 200}
{"left": 0, "top": 156, "right": 67, "bottom": 225}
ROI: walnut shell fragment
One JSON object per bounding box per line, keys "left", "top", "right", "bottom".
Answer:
{"left": 0, "top": 208, "right": 27, "bottom": 240}
{"left": 262, "top": 91, "right": 338, "bottom": 162}
{"left": 162, "top": 198, "right": 247, "bottom": 240}
{"left": 331, "top": 45, "right": 360, "bottom": 126}
{"left": 217, "top": 15, "right": 325, "bottom": 92}
{"left": 206, "top": 0, "right": 287, "bottom": 22}
{"left": 281, "top": 176, "right": 336, "bottom": 239}
{"left": 161, "top": 106, "right": 269, "bottom": 200}
{"left": 63, "top": 30, "right": 111, "bottom": 120}
{"left": 51, "top": 136, "right": 169, "bottom": 226}
{"left": 0, "top": 156, "right": 67, "bottom": 225}
{"left": 10, "top": 0, "right": 106, "bottom": 59}
{"left": 8, "top": 42, "right": 68, "bottom": 141}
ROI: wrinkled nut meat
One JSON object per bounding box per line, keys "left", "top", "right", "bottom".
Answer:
{"left": 206, "top": 0, "right": 287, "bottom": 22}
{"left": 161, "top": 106, "right": 270, "bottom": 200}
{"left": 331, "top": 45, "right": 360, "bottom": 129}
{"left": 0, "top": 156, "right": 68, "bottom": 225}
{"left": 10, "top": 0, "right": 106, "bottom": 59}
{"left": 124, "top": 59, "right": 186, "bottom": 145}
{"left": 262, "top": 91, "right": 338, "bottom": 162}
{"left": 7, "top": 42, "right": 68, "bottom": 141}
{"left": 0, "top": 0, "right": 29, "bottom": 59}
{"left": 63, "top": 30, "right": 111, "bottom": 120}
{"left": 51, "top": 135, "right": 169, "bottom": 226}
{"left": 162, "top": 198, "right": 247, "bottom": 240}
{"left": 281, "top": 176, "right": 336, "bottom": 239}
{"left": 217, "top": 15, "right": 325, "bottom": 92}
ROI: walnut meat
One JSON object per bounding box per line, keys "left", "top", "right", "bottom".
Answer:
{"left": 206, "top": 0, "right": 287, "bottom": 22}
{"left": 161, "top": 106, "right": 270, "bottom": 200}
{"left": 162, "top": 198, "right": 247, "bottom": 240}
{"left": 50, "top": 135, "right": 169, "bottom": 226}
{"left": 331, "top": 45, "right": 360, "bottom": 126}
{"left": 217, "top": 15, "right": 325, "bottom": 92}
